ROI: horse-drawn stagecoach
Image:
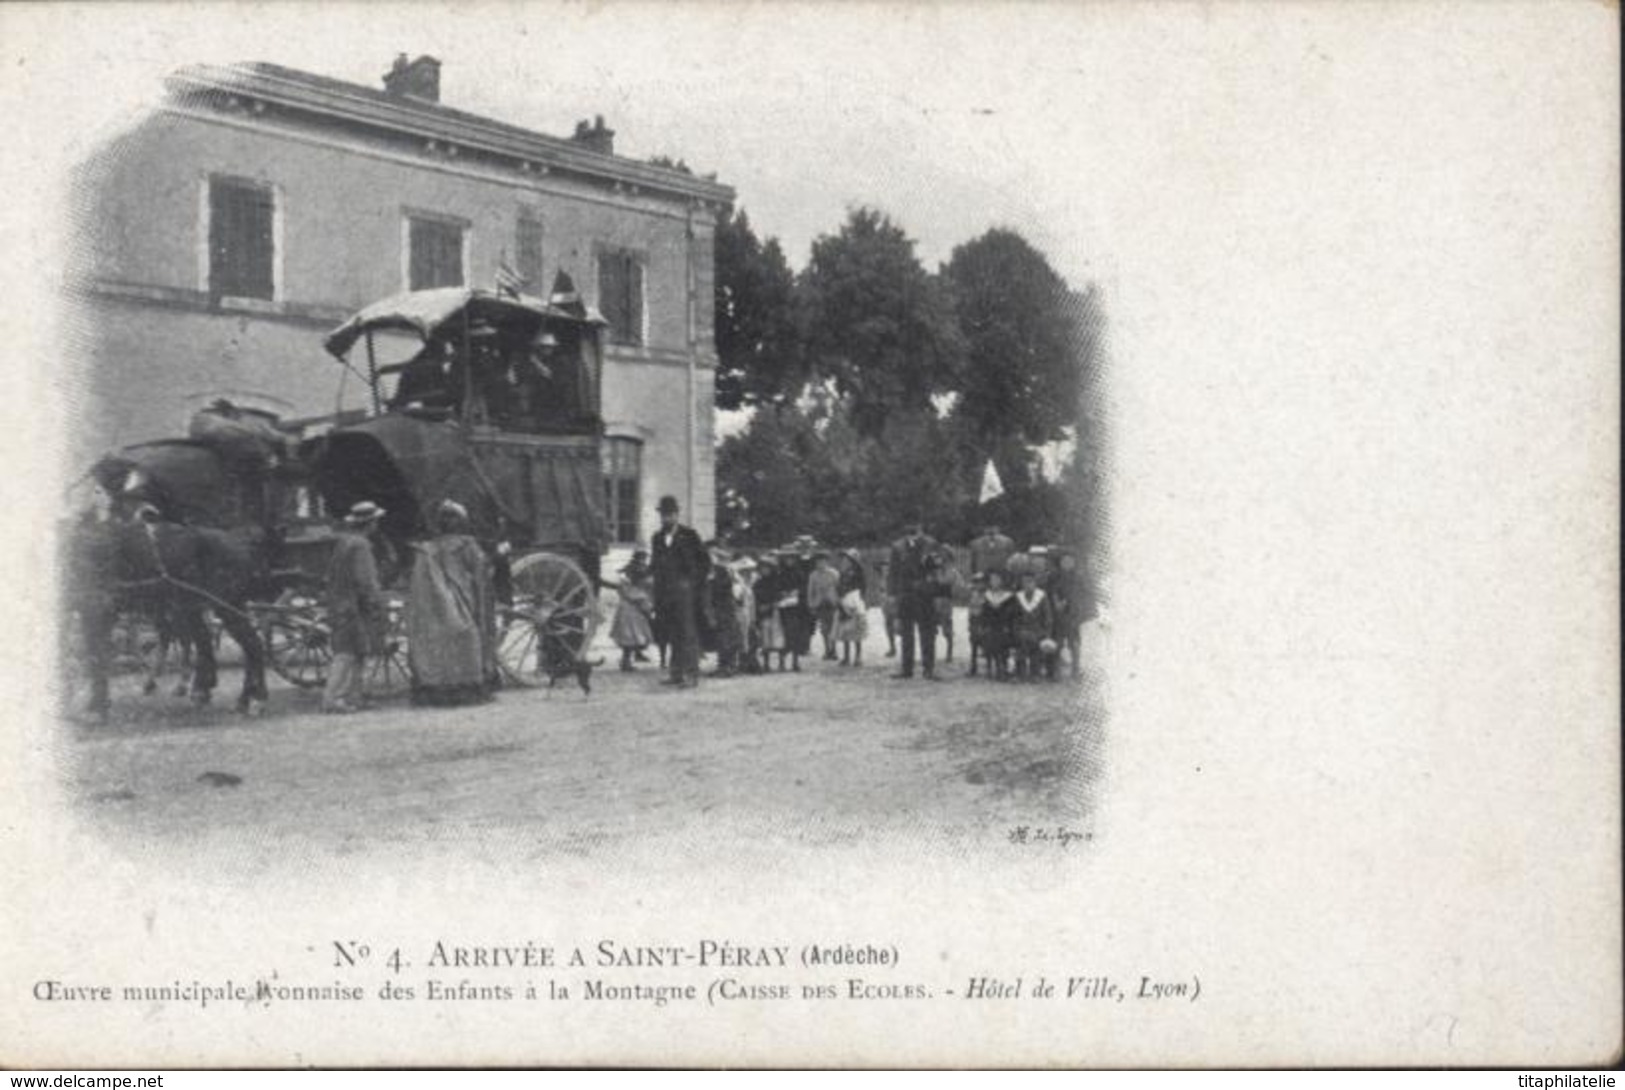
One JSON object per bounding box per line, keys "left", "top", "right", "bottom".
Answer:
{"left": 72, "top": 281, "right": 612, "bottom": 715}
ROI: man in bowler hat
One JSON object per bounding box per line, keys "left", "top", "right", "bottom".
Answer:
{"left": 650, "top": 494, "right": 707, "bottom": 688}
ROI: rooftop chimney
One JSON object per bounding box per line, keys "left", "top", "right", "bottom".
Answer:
{"left": 383, "top": 54, "right": 441, "bottom": 103}
{"left": 571, "top": 115, "right": 616, "bottom": 155}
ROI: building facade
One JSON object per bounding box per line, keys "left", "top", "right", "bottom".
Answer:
{"left": 65, "top": 55, "right": 731, "bottom": 539}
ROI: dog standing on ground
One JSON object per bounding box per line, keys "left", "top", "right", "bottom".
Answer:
{"left": 537, "top": 632, "right": 602, "bottom": 697}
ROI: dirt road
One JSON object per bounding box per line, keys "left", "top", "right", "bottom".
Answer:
{"left": 62, "top": 616, "right": 1106, "bottom": 865}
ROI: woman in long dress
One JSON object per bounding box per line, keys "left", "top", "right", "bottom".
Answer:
{"left": 753, "top": 558, "right": 789, "bottom": 672}
{"left": 777, "top": 549, "right": 815, "bottom": 670}
{"left": 406, "top": 500, "right": 496, "bottom": 706}
{"left": 702, "top": 547, "right": 743, "bottom": 677}
{"left": 732, "top": 558, "right": 760, "bottom": 673}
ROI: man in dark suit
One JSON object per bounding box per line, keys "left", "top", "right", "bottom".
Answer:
{"left": 887, "top": 520, "right": 945, "bottom": 680}
{"left": 650, "top": 494, "right": 707, "bottom": 688}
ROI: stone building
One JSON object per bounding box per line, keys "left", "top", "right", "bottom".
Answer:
{"left": 65, "top": 54, "right": 732, "bottom": 539}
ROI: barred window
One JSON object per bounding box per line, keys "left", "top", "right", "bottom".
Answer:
{"left": 597, "top": 248, "right": 644, "bottom": 346}
{"left": 601, "top": 437, "right": 643, "bottom": 545}
{"left": 407, "top": 215, "right": 465, "bottom": 290}
{"left": 208, "top": 177, "right": 275, "bottom": 300}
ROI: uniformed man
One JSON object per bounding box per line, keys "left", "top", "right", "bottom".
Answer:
{"left": 887, "top": 520, "right": 946, "bottom": 680}
{"left": 969, "top": 523, "right": 1016, "bottom": 579}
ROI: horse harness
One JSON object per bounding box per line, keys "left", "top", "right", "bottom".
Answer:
{"left": 110, "top": 520, "right": 259, "bottom": 629}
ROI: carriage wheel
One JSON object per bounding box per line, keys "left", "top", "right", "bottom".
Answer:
{"left": 365, "top": 595, "right": 413, "bottom": 697}
{"left": 260, "top": 591, "right": 331, "bottom": 689}
{"left": 497, "top": 551, "right": 597, "bottom": 687}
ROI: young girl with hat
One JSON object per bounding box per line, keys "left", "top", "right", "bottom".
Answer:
{"left": 607, "top": 550, "right": 656, "bottom": 671}
{"left": 832, "top": 549, "right": 869, "bottom": 667}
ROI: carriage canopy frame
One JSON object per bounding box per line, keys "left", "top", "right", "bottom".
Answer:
{"left": 322, "top": 287, "right": 605, "bottom": 362}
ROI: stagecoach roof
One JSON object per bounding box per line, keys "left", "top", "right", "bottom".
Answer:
{"left": 323, "top": 288, "right": 605, "bottom": 360}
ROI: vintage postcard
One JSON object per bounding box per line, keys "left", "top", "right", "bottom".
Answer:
{"left": 0, "top": 1, "right": 1618, "bottom": 1069}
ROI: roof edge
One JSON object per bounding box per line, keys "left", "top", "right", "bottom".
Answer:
{"left": 166, "top": 62, "right": 735, "bottom": 207}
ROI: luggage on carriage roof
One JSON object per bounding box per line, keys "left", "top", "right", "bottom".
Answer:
{"left": 185, "top": 401, "right": 294, "bottom": 471}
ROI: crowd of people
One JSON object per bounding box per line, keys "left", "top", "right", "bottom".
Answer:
{"left": 316, "top": 492, "right": 1096, "bottom": 715}
{"left": 606, "top": 525, "right": 875, "bottom": 684}
{"left": 608, "top": 501, "right": 1096, "bottom": 690}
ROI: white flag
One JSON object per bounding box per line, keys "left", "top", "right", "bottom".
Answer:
{"left": 978, "top": 459, "right": 1005, "bottom": 504}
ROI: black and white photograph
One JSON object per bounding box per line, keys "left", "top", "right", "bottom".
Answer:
{"left": 1, "top": 1, "right": 1618, "bottom": 1070}
{"left": 50, "top": 35, "right": 1108, "bottom": 857}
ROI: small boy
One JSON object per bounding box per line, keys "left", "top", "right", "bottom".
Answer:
{"left": 978, "top": 569, "right": 1016, "bottom": 681}
{"left": 1011, "top": 567, "right": 1055, "bottom": 681}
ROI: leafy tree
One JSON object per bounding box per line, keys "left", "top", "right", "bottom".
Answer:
{"left": 848, "top": 406, "right": 969, "bottom": 540}
{"left": 710, "top": 213, "right": 1109, "bottom": 555}
{"left": 799, "top": 208, "right": 964, "bottom": 436}
{"left": 714, "top": 404, "right": 834, "bottom": 546}
{"left": 713, "top": 208, "right": 802, "bottom": 411}
{"left": 715, "top": 401, "right": 970, "bottom": 547}
{"left": 943, "top": 228, "right": 1084, "bottom": 482}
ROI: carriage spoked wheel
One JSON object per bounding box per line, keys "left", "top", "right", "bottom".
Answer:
{"left": 364, "top": 595, "right": 412, "bottom": 697}
{"left": 497, "top": 552, "right": 597, "bottom": 687}
{"left": 260, "top": 590, "right": 332, "bottom": 690}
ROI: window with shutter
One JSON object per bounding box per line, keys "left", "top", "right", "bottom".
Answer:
{"left": 597, "top": 249, "right": 644, "bottom": 346}
{"left": 407, "top": 216, "right": 465, "bottom": 290}
{"left": 208, "top": 177, "right": 275, "bottom": 300}
{"left": 516, "top": 214, "right": 545, "bottom": 291}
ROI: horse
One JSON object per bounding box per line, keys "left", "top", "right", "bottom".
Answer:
{"left": 63, "top": 515, "right": 269, "bottom": 720}
{"left": 138, "top": 609, "right": 231, "bottom": 698}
